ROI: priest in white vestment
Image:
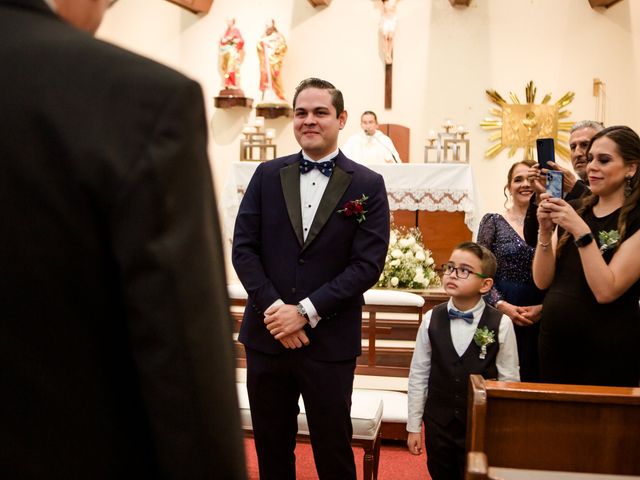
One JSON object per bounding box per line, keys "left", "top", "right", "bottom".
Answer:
{"left": 342, "top": 111, "right": 401, "bottom": 164}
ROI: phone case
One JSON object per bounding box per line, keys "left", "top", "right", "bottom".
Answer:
{"left": 536, "top": 138, "right": 555, "bottom": 170}
{"left": 546, "top": 170, "right": 563, "bottom": 198}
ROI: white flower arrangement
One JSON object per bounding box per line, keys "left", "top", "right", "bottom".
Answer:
{"left": 377, "top": 226, "right": 441, "bottom": 290}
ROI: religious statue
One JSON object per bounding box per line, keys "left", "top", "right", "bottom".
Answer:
{"left": 380, "top": 0, "right": 398, "bottom": 65}
{"left": 257, "top": 19, "right": 288, "bottom": 104}
{"left": 218, "top": 17, "right": 245, "bottom": 94}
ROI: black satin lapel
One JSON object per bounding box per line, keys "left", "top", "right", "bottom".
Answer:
{"left": 280, "top": 163, "right": 304, "bottom": 246}
{"left": 303, "top": 166, "right": 352, "bottom": 251}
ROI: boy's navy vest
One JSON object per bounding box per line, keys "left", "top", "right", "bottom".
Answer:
{"left": 425, "top": 302, "right": 502, "bottom": 427}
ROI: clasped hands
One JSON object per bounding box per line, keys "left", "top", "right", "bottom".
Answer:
{"left": 498, "top": 301, "right": 542, "bottom": 327}
{"left": 264, "top": 304, "right": 310, "bottom": 349}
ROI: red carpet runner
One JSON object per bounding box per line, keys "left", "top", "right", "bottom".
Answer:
{"left": 244, "top": 437, "right": 430, "bottom": 479}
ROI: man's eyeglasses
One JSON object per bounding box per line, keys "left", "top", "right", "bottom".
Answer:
{"left": 441, "top": 263, "right": 488, "bottom": 279}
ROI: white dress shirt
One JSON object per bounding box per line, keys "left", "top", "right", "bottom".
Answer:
{"left": 406, "top": 298, "right": 520, "bottom": 433}
{"left": 267, "top": 149, "right": 338, "bottom": 329}
{"left": 341, "top": 130, "right": 401, "bottom": 164}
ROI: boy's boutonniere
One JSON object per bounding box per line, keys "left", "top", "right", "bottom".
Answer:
{"left": 598, "top": 229, "right": 620, "bottom": 253}
{"left": 473, "top": 326, "right": 496, "bottom": 360}
{"left": 337, "top": 194, "right": 369, "bottom": 223}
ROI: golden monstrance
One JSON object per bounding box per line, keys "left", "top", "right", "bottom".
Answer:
{"left": 480, "top": 81, "right": 575, "bottom": 161}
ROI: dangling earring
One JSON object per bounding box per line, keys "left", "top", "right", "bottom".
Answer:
{"left": 624, "top": 175, "right": 633, "bottom": 198}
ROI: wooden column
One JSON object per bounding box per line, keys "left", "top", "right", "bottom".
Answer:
{"left": 385, "top": 64, "right": 392, "bottom": 109}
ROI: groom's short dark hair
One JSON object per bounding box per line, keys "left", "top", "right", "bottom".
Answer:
{"left": 293, "top": 77, "right": 344, "bottom": 117}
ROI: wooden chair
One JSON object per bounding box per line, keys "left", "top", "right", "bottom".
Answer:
{"left": 378, "top": 123, "right": 410, "bottom": 163}
{"left": 466, "top": 375, "right": 640, "bottom": 475}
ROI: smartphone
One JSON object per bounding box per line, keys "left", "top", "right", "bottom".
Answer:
{"left": 536, "top": 138, "right": 556, "bottom": 170}
{"left": 546, "top": 170, "right": 563, "bottom": 198}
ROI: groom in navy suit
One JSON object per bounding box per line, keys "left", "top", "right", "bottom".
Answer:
{"left": 232, "top": 78, "right": 390, "bottom": 479}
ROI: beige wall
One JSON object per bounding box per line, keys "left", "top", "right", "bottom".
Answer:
{"left": 98, "top": 0, "right": 640, "bottom": 222}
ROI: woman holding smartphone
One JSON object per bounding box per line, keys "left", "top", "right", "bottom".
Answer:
{"left": 477, "top": 160, "right": 544, "bottom": 382}
{"left": 533, "top": 125, "right": 640, "bottom": 387}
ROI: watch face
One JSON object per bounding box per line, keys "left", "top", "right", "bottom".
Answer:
{"left": 575, "top": 233, "right": 594, "bottom": 247}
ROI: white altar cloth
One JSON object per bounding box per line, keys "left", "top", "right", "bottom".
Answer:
{"left": 221, "top": 162, "right": 481, "bottom": 244}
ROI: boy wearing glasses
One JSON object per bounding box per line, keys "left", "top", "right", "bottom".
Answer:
{"left": 406, "top": 242, "right": 520, "bottom": 480}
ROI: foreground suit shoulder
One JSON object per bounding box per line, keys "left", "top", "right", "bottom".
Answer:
{"left": 0, "top": 3, "right": 246, "bottom": 479}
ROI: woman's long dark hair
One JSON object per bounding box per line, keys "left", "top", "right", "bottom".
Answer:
{"left": 556, "top": 125, "right": 640, "bottom": 255}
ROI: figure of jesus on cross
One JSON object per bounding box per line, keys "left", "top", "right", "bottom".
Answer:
{"left": 380, "top": 0, "right": 398, "bottom": 65}
{"left": 380, "top": 0, "right": 398, "bottom": 108}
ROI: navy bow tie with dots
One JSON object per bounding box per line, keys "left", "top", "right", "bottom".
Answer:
{"left": 299, "top": 159, "right": 334, "bottom": 177}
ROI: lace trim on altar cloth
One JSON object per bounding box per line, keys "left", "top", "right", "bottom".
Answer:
{"left": 227, "top": 188, "right": 476, "bottom": 241}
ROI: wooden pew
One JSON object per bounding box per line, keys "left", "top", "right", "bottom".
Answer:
{"left": 466, "top": 375, "right": 640, "bottom": 476}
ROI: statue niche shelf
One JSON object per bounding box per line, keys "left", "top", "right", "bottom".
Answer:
{"left": 214, "top": 89, "right": 253, "bottom": 109}
{"left": 166, "top": 0, "right": 212, "bottom": 14}
{"left": 255, "top": 105, "right": 292, "bottom": 120}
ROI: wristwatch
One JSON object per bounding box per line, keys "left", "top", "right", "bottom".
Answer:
{"left": 574, "top": 232, "right": 594, "bottom": 248}
{"left": 296, "top": 303, "right": 309, "bottom": 321}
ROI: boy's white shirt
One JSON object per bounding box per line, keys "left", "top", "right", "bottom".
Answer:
{"left": 406, "top": 297, "right": 520, "bottom": 433}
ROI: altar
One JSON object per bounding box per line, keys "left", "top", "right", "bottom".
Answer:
{"left": 221, "top": 162, "right": 481, "bottom": 266}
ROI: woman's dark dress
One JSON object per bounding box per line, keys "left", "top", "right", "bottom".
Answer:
{"left": 478, "top": 213, "right": 544, "bottom": 382}
{"left": 539, "top": 206, "right": 640, "bottom": 387}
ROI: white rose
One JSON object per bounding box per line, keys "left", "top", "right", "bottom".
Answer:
{"left": 379, "top": 273, "right": 385, "bottom": 282}
{"left": 391, "top": 249, "right": 403, "bottom": 259}
{"left": 404, "top": 251, "right": 414, "bottom": 259}
{"left": 399, "top": 238, "right": 410, "bottom": 248}
{"left": 389, "top": 231, "right": 397, "bottom": 245}
{"left": 427, "top": 257, "right": 434, "bottom": 266}
{"left": 407, "top": 236, "right": 416, "bottom": 246}
{"left": 415, "top": 250, "right": 426, "bottom": 261}
{"left": 390, "top": 277, "right": 399, "bottom": 287}
{"left": 390, "top": 259, "right": 401, "bottom": 267}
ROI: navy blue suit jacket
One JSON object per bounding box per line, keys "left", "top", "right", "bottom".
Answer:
{"left": 232, "top": 151, "right": 390, "bottom": 361}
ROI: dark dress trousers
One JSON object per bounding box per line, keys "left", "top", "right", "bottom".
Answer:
{"left": 232, "top": 151, "right": 390, "bottom": 479}
{"left": 0, "top": 1, "right": 246, "bottom": 478}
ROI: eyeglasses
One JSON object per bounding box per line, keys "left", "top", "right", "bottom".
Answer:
{"left": 108, "top": 0, "right": 119, "bottom": 7}
{"left": 441, "top": 263, "right": 488, "bottom": 279}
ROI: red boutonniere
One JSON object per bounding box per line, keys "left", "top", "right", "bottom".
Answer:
{"left": 338, "top": 194, "right": 369, "bottom": 223}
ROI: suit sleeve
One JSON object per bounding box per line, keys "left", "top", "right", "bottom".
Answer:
{"left": 308, "top": 173, "right": 391, "bottom": 314}
{"left": 231, "top": 164, "right": 282, "bottom": 310}
{"left": 110, "top": 79, "right": 246, "bottom": 479}
{"left": 566, "top": 179, "right": 589, "bottom": 200}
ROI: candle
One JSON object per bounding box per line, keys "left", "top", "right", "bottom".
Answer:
{"left": 254, "top": 116, "right": 265, "bottom": 129}
{"left": 265, "top": 128, "right": 276, "bottom": 139}
{"left": 427, "top": 129, "right": 437, "bottom": 141}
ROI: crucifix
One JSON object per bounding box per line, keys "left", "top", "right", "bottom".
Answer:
{"left": 380, "top": 0, "right": 398, "bottom": 109}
